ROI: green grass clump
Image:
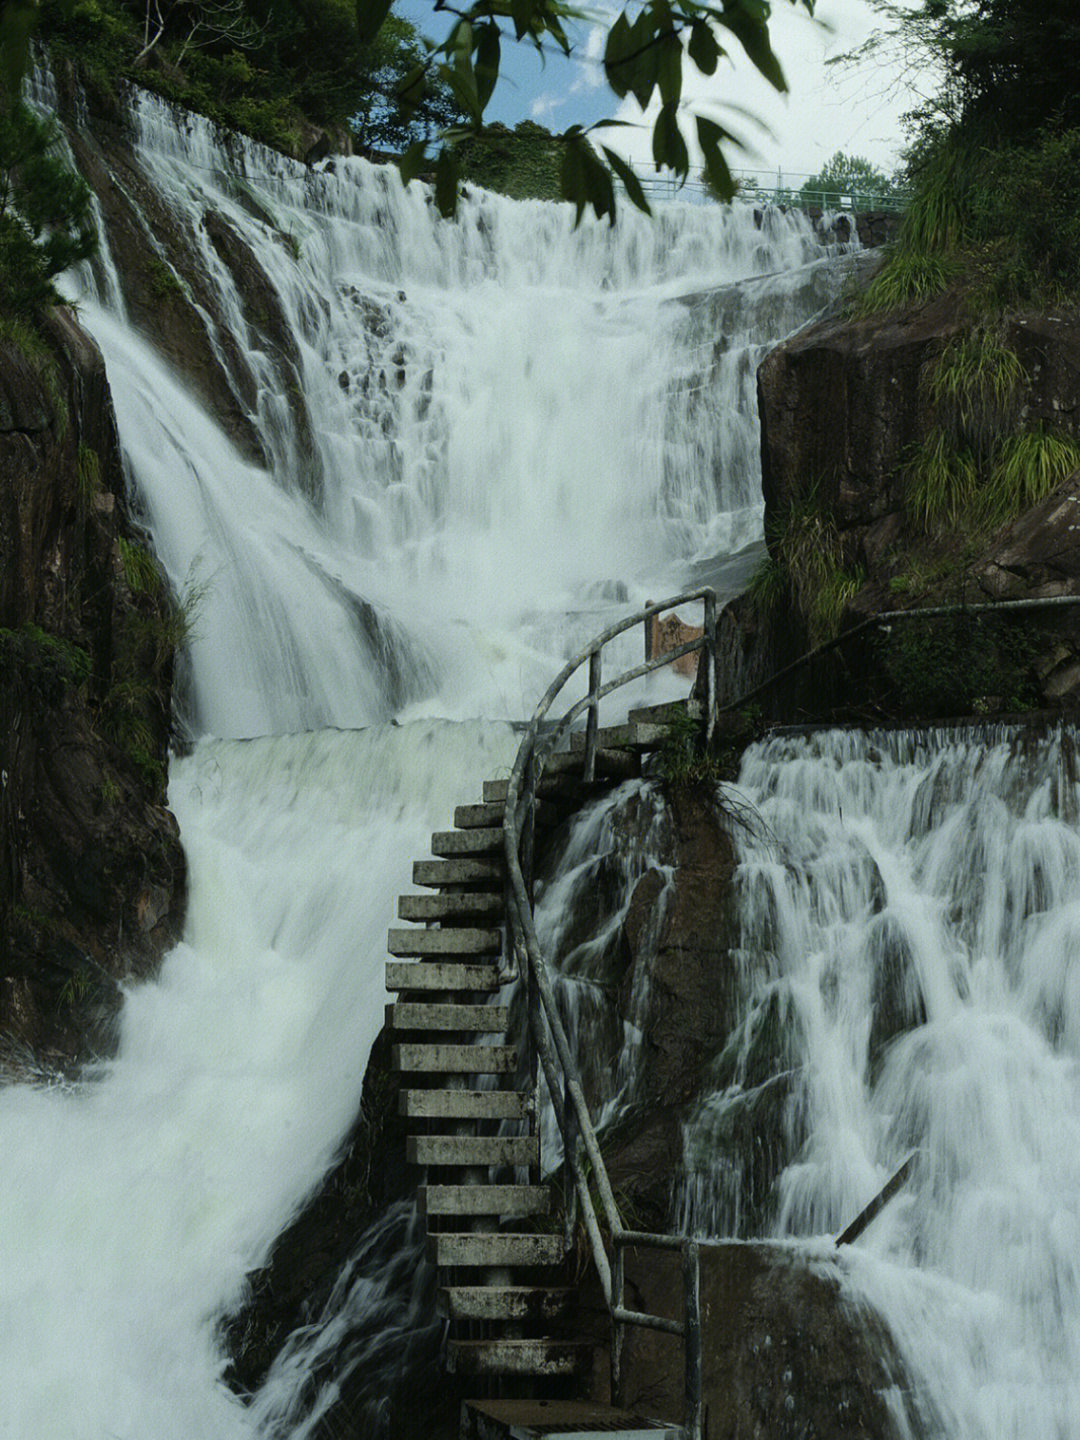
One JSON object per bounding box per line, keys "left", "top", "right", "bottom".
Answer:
{"left": 904, "top": 429, "right": 978, "bottom": 531}
{"left": 927, "top": 330, "right": 1026, "bottom": 458}
{"left": 748, "top": 489, "right": 865, "bottom": 646}
{"left": 980, "top": 428, "right": 1080, "bottom": 526}
{"left": 855, "top": 250, "right": 955, "bottom": 315}
{"left": 117, "top": 537, "right": 162, "bottom": 597}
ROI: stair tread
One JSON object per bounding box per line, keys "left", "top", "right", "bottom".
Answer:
{"left": 385, "top": 961, "right": 502, "bottom": 993}
{"left": 413, "top": 857, "right": 503, "bottom": 887}
{"left": 401, "top": 1090, "right": 528, "bottom": 1120}
{"left": 454, "top": 802, "right": 507, "bottom": 828}
{"left": 429, "top": 1231, "right": 566, "bottom": 1267}
{"left": 570, "top": 721, "right": 670, "bottom": 752}
{"left": 431, "top": 827, "right": 504, "bottom": 856}
{"left": 409, "top": 1135, "right": 537, "bottom": 1166}
{"left": 393, "top": 1042, "right": 517, "bottom": 1073}
{"left": 446, "top": 1337, "right": 591, "bottom": 1377}
{"left": 387, "top": 1002, "right": 509, "bottom": 1032}
{"left": 398, "top": 892, "right": 503, "bottom": 922}
{"left": 387, "top": 927, "right": 502, "bottom": 957}
{"left": 420, "top": 1183, "right": 549, "bottom": 1215}
{"left": 542, "top": 748, "right": 638, "bottom": 777}
{"left": 439, "top": 1285, "right": 572, "bottom": 1321}
{"left": 627, "top": 698, "right": 702, "bottom": 726}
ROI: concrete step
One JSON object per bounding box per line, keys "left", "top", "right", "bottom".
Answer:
{"left": 543, "top": 747, "right": 639, "bottom": 778}
{"left": 387, "top": 927, "right": 501, "bottom": 957}
{"left": 420, "top": 1183, "right": 549, "bottom": 1217}
{"left": 428, "top": 1231, "right": 564, "bottom": 1268}
{"left": 454, "top": 802, "right": 507, "bottom": 828}
{"left": 462, "top": 1400, "right": 682, "bottom": 1439}
{"left": 385, "top": 961, "right": 501, "bottom": 993}
{"left": 387, "top": 1002, "right": 509, "bottom": 1033}
{"left": 431, "top": 828, "right": 503, "bottom": 857}
{"left": 393, "top": 1042, "right": 517, "bottom": 1074}
{"left": 397, "top": 892, "right": 503, "bottom": 923}
{"left": 413, "top": 857, "right": 503, "bottom": 887}
{"left": 446, "top": 1338, "right": 590, "bottom": 1379}
{"left": 570, "top": 721, "right": 670, "bottom": 753}
{"left": 408, "top": 1134, "right": 538, "bottom": 1168}
{"left": 483, "top": 777, "right": 583, "bottom": 805}
{"left": 439, "top": 1285, "right": 571, "bottom": 1322}
{"left": 401, "top": 1090, "right": 529, "bottom": 1121}
{"left": 628, "top": 698, "right": 702, "bottom": 726}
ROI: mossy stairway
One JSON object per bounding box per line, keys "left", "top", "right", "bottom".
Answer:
{"left": 387, "top": 730, "right": 656, "bottom": 1385}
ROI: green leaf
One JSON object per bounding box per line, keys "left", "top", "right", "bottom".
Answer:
{"left": 0, "top": 2, "right": 37, "bottom": 99}
{"left": 625, "top": 11, "right": 661, "bottom": 110}
{"left": 652, "top": 103, "right": 689, "bottom": 177}
{"left": 475, "top": 22, "right": 501, "bottom": 112}
{"left": 720, "top": 6, "right": 788, "bottom": 91}
{"left": 355, "top": 0, "right": 394, "bottom": 47}
{"left": 434, "top": 147, "right": 460, "bottom": 218}
{"left": 511, "top": 0, "right": 538, "bottom": 39}
{"left": 657, "top": 30, "right": 683, "bottom": 108}
{"left": 601, "top": 144, "right": 652, "bottom": 214}
{"left": 687, "top": 19, "right": 720, "bottom": 76}
{"left": 604, "top": 12, "right": 636, "bottom": 98}
{"left": 399, "top": 141, "right": 428, "bottom": 186}
{"left": 696, "top": 114, "right": 735, "bottom": 200}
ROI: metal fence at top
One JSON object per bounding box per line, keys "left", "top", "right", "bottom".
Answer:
{"left": 625, "top": 163, "right": 909, "bottom": 213}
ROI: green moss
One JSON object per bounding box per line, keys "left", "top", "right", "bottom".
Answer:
{"left": 76, "top": 443, "right": 101, "bottom": 504}
{"left": 0, "top": 316, "right": 69, "bottom": 434}
{"left": 145, "top": 255, "right": 185, "bottom": 301}
{"left": 876, "top": 611, "right": 1038, "bottom": 718}
{"left": 0, "top": 624, "right": 91, "bottom": 694}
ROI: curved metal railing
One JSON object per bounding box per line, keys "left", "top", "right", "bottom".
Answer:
{"left": 502, "top": 588, "right": 720, "bottom": 1439}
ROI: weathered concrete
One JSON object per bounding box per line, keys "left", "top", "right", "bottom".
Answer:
{"left": 408, "top": 1134, "right": 537, "bottom": 1168}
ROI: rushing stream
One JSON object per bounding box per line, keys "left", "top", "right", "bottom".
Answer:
{"left": 8, "top": 78, "right": 1078, "bottom": 1440}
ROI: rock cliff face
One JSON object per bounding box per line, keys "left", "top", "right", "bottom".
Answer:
{"left": 0, "top": 308, "right": 185, "bottom": 1075}
{"left": 722, "top": 282, "right": 1080, "bottom": 722}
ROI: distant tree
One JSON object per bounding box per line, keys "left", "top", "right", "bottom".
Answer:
{"left": 0, "top": 101, "right": 96, "bottom": 314}
{"left": 799, "top": 151, "right": 895, "bottom": 203}
{"left": 351, "top": 13, "right": 465, "bottom": 153}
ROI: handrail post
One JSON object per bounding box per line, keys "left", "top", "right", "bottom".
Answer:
{"left": 611, "top": 1241, "right": 626, "bottom": 1408}
{"left": 703, "top": 589, "right": 717, "bottom": 749}
{"left": 683, "top": 1240, "right": 702, "bottom": 1440}
{"left": 522, "top": 750, "right": 540, "bottom": 1184}
{"left": 584, "top": 648, "right": 601, "bottom": 784}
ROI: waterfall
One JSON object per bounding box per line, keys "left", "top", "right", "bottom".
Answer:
{"left": 2, "top": 76, "right": 867, "bottom": 1436}
{"left": 670, "top": 724, "right": 1080, "bottom": 1440}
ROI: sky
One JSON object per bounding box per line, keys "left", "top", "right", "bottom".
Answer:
{"left": 397, "top": 0, "right": 934, "bottom": 182}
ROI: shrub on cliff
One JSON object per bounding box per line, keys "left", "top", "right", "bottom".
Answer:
{"left": 0, "top": 101, "right": 95, "bottom": 314}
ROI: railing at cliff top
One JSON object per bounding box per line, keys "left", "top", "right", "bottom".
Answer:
{"left": 503, "top": 588, "right": 719, "bottom": 1439}
{"left": 623, "top": 163, "right": 909, "bottom": 213}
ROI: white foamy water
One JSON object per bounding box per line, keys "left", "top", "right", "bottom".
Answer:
{"left": 2, "top": 76, "right": 861, "bottom": 1439}
{"left": 676, "top": 726, "right": 1080, "bottom": 1440}
{"left": 0, "top": 722, "right": 515, "bottom": 1439}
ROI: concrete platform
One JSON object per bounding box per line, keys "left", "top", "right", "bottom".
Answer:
{"left": 461, "top": 1399, "right": 681, "bottom": 1440}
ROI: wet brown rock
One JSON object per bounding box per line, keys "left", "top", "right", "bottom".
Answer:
{"left": 0, "top": 309, "right": 185, "bottom": 1073}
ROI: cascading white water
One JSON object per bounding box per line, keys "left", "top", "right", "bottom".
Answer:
{"left": 1, "top": 78, "right": 866, "bottom": 1438}
{"left": 75, "top": 89, "right": 857, "bottom": 736}
{"left": 670, "top": 724, "right": 1080, "bottom": 1440}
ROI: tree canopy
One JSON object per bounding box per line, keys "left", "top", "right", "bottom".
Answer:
{"left": 356, "top": 0, "right": 815, "bottom": 222}
{"left": 799, "top": 151, "right": 894, "bottom": 203}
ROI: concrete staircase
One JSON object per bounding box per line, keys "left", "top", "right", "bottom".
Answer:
{"left": 386, "top": 702, "right": 696, "bottom": 1392}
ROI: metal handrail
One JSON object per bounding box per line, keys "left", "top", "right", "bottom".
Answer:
{"left": 503, "top": 587, "right": 718, "bottom": 1439}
